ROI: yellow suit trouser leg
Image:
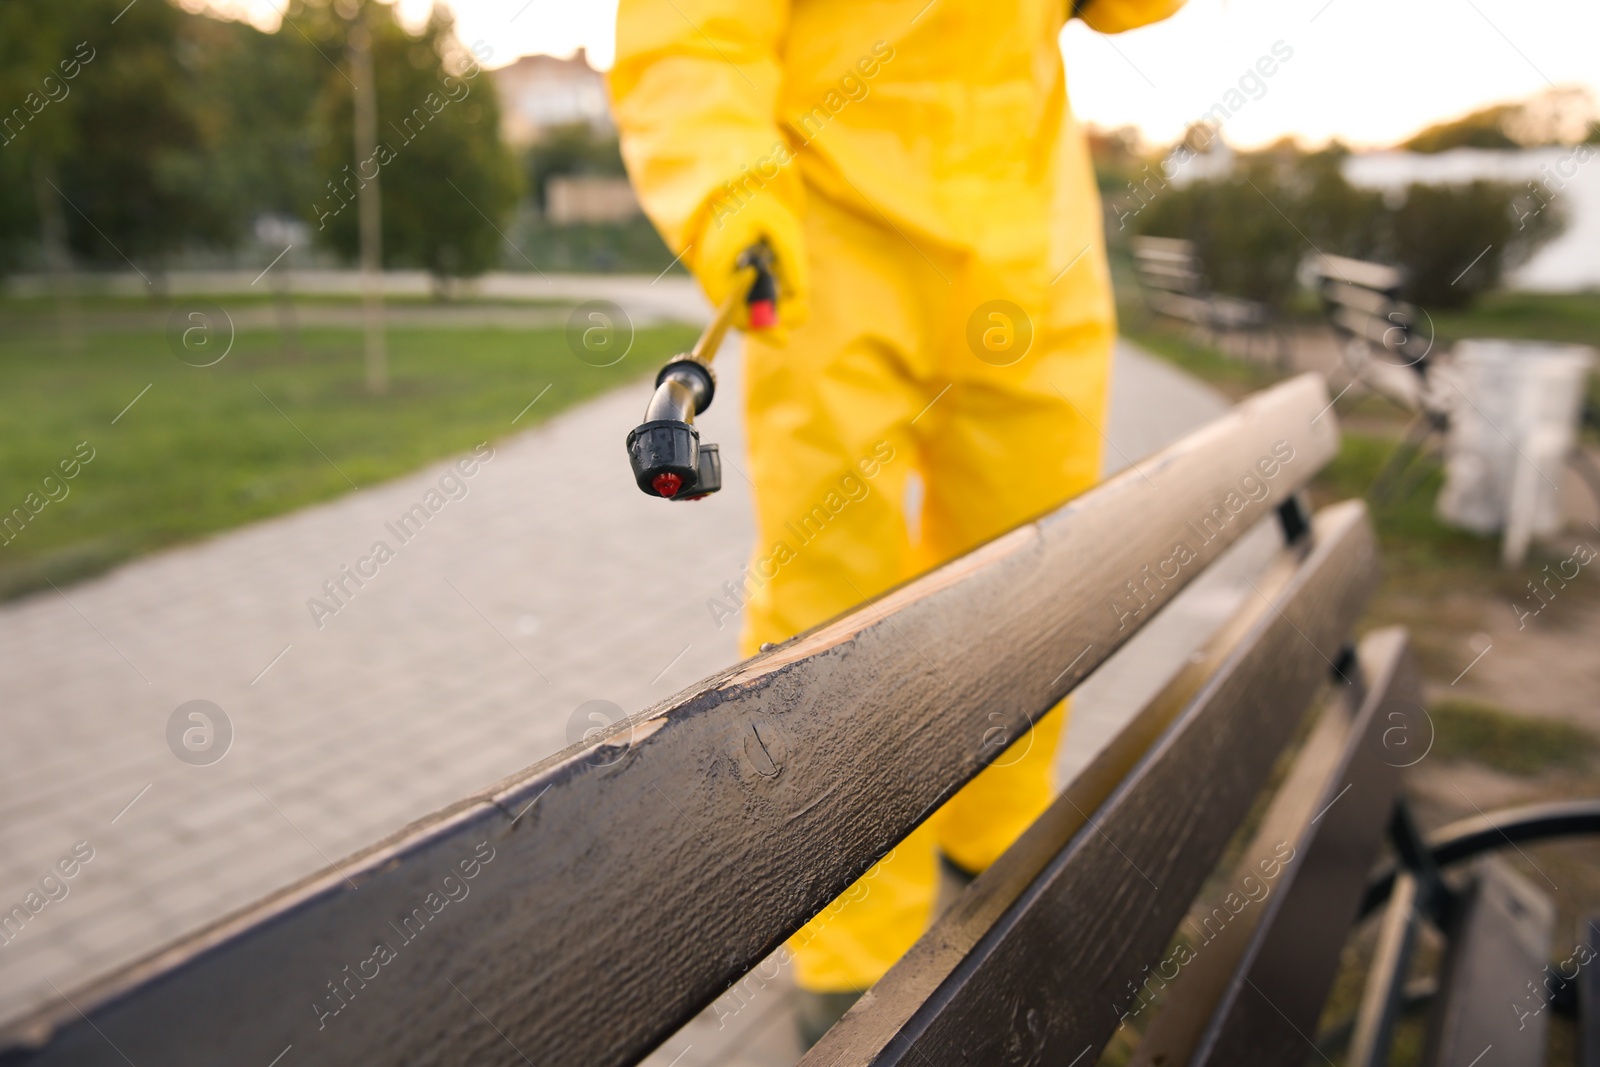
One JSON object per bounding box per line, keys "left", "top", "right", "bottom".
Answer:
{"left": 738, "top": 193, "right": 1111, "bottom": 993}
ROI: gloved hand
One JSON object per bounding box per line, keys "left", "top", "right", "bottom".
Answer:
{"left": 691, "top": 193, "right": 809, "bottom": 344}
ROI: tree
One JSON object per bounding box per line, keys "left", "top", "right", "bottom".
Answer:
{"left": 1403, "top": 105, "right": 1521, "bottom": 153}
{"left": 183, "top": 14, "right": 325, "bottom": 228}
{"left": 1134, "top": 156, "right": 1305, "bottom": 308}
{"left": 1403, "top": 88, "right": 1599, "bottom": 153}
{"left": 306, "top": 0, "right": 520, "bottom": 282}
{"left": 1294, "top": 144, "right": 1389, "bottom": 262}
{"left": 54, "top": 0, "right": 230, "bottom": 270}
{"left": 1131, "top": 148, "right": 1565, "bottom": 312}
{"left": 0, "top": 0, "right": 335, "bottom": 278}
{"left": 1390, "top": 180, "right": 1563, "bottom": 308}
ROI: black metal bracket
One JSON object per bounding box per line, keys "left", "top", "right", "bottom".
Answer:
{"left": 1387, "top": 798, "right": 1456, "bottom": 927}
{"left": 1276, "top": 492, "right": 1312, "bottom": 546}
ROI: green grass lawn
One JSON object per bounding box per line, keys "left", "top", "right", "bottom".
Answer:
{"left": 1422, "top": 289, "right": 1600, "bottom": 348}
{"left": 0, "top": 312, "right": 697, "bottom": 600}
{"left": 1309, "top": 430, "right": 1504, "bottom": 578}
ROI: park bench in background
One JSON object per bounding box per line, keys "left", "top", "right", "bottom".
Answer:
{"left": 5, "top": 374, "right": 1598, "bottom": 1067}
{"left": 1131, "top": 235, "right": 1288, "bottom": 368}
{"left": 1308, "top": 253, "right": 1450, "bottom": 508}
{"left": 1309, "top": 252, "right": 1442, "bottom": 417}
{"left": 1311, "top": 252, "right": 1600, "bottom": 564}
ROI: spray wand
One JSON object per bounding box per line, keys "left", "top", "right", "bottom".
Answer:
{"left": 625, "top": 244, "right": 778, "bottom": 501}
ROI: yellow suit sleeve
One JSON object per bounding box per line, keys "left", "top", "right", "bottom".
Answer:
{"left": 1074, "top": 0, "right": 1187, "bottom": 33}
{"left": 610, "top": 0, "right": 809, "bottom": 322}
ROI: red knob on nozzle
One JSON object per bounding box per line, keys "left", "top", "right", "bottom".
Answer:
{"left": 652, "top": 472, "right": 683, "bottom": 498}
{"left": 748, "top": 299, "right": 777, "bottom": 330}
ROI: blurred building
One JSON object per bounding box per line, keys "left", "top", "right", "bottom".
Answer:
{"left": 493, "top": 50, "right": 642, "bottom": 224}
{"left": 1161, "top": 123, "right": 1236, "bottom": 187}
{"left": 545, "top": 175, "right": 641, "bottom": 224}
{"left": 492, "top": 49, "right": 613, "bottom": 148}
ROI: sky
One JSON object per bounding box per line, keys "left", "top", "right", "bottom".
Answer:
{"left": 199, "top": 0, "right": 1598, "bottom": 151}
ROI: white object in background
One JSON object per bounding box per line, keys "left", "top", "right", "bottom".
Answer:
{"left": 1502, "top": 426, "right": 1572, "bottom": 568}
{"left": 1437, "top": 339, "right": 1595, "bottom": 565}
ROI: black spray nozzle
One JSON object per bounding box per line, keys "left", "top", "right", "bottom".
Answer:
{"left": 626, "top": 359, "right": 720, "bottom": 499}
{"left": 626, "top": 241, "right": 774, "bottom": 501}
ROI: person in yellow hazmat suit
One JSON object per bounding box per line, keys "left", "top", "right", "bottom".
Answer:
{"left": 611, "top": 0, "right": 1185, "bottom": 1044}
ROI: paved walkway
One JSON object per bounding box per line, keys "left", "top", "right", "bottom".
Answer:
{"left": 0, "top": 277, "right": 1275, "bottom": 1059}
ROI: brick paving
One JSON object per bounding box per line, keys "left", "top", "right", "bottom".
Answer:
{"left": 0, "top": 277, "right": 1271, "bottom": 1062}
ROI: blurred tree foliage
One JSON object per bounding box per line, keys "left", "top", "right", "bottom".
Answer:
{"left": 526, "top": 123, "right": 627, "bottom": 211}
{"left": 1404, "top": 88, "right": 1600, "bottom": 153}
{"left": 1294, "top": 144, "right": 1389, "bottom": 260}
{"left": 1391, "top": 180, "right": 1562, "bottom": 307}
{"left": 183, "top": 13, "right": 326, "bottom": 227}
{"left": 1131, "top": 146, "right": 1566, "bottom": 311}
{"left": 1134, "top": 155, "right": 1305, "bottom": 307}
{"left": 1403, "top": 103, "right": 1523, "bottom": 153}
{"left": 0, "top": 0, "right": 232, "bottom": 271}
{"left": 0, "top": 0, "right": 518, "bottom": 282}
{"left": 303, "top": 0, "right": 520, "bottom": 278}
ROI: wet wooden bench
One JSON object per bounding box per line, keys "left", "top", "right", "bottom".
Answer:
{"left": 5, "top": 373, "right": 1597, "bottom": 1067}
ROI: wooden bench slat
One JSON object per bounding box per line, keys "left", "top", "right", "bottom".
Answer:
{"left": 1126, "top": 658, "right": 1380, "bottom": 1067}
{"left": 807, "top": 503, "right": 1318, "bottom": 1067}
{"left": 1320, "top": 278, "right": 1396, "bottom": 318}
{"left": 1361, "top": 360, "right": 1426, "bottom": 412}
{"left": 1422, "top": 859, "right": 1555, "bottom": 1066}
{"left": 1205, "top": 295, "right": 1268, "bottom": 329}
{"left": 1348, "top": 873, "right": 1424, "bottom": 1067}
{"left": 0, "top": 376, "right": 1342, "bottom": 1067}
{"left": 1131, "top": 236, "right": 1197, "bottom": 260}
{"left": 1133, "top": 240, "right": 1271, "bottom": 337}
{"left": 1137, "top": 263, "right": 1204, "bottom": 291}
{"left": 804, "top": 500, "right": 1379, "bottom": 1066}
{"left": 1331, "top": 305, "right": 1406, "bottom": 348}
{"left": 1313, "top": 254, "right": 1403, "bottom": 294}
{"left": 1189, "top": 627, "right": 1420, "bottom": 1066}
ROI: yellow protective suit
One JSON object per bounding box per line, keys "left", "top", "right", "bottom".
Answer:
{"left": 613, "top": 0, "right": 1185, "bottom": 992}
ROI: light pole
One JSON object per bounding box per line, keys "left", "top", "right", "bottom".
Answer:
{"left": 347, "top": 17, "right": 387, "bottom": 394}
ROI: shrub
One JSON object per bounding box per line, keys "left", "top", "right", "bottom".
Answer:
{"left": 1134, "top": 157, "right": 1304, "bottom": 309}
{"left": 1294, "top": 147, "right": 1389, "bottom": 262}
{"left": 1390, "top": 179, "right": 1563, "bottom": 308}
{"left": 1125, "top": 148, "right": 1566, "bottom": 312}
